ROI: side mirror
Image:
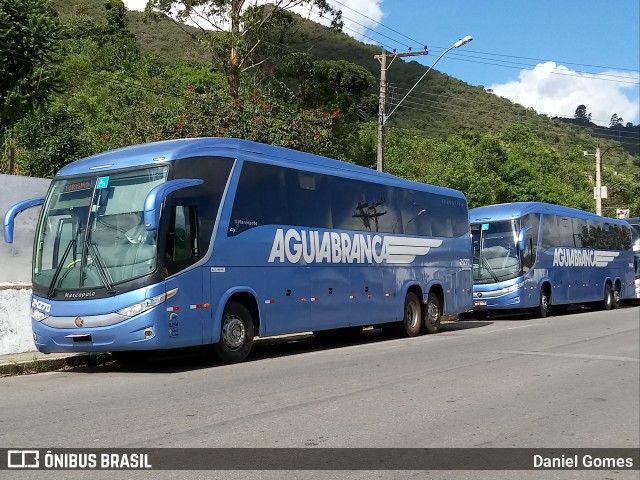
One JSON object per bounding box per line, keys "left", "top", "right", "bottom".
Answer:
{"left": 4, "top": 197, "right": 45, "bottom": 243}
{"left": 517, "top": 225, "right": 531, "bottom": 252}
{"left": 143, "top": 179, "right": 203, "bottom": 231}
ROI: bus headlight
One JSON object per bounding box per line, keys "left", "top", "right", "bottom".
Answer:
{"left": 117, "top": 289, "right": 178, "bottom": 318}
{"left": 501, "top": 281, "right": 524, "bottom": 295}
{"left": 31, "top": 309, "right": 49, "bottom": 322}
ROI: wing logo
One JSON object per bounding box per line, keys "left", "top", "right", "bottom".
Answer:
{"left": 268, "top": 228, "right": 442, "bottom": 265}
{"left": 594, "top": 251, "right": 620, "bottom": 267}
{"left": 384, "top": 236, "right": 443, "bottom": 264}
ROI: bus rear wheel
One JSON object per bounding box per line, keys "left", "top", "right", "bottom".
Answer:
{"left": 601, "top": 284, "right": 613, "bottom": 311}
{"left": 612, "top": 284, "right": 621, "bottom": 309}
{"left": 214, "top": 302, "right": 254, "bottom": 364}
{"left": 395, "top": 292, "right": 422, "bottom": 337}
{"left": 421, "top": 292, "right": 442, "bottom": 334}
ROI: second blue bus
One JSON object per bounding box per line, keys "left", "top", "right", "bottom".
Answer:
{"left": 627, "top": 217, "right": 640, "bottom": 300}
{"left": 470, "top": 202, "right": 634, "bottom": 318}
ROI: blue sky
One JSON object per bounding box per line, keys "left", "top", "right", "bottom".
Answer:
{"left": 124, "top": 0, "right": 640, "bottom": 126}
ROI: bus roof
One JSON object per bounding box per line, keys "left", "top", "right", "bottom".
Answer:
{"left": 55, "top": 137, "right": 465, "bottom": 200}
{"left": 469, "top": 202, "right": 630, "bottom": 225}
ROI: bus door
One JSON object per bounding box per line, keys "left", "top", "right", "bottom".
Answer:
{"left": 163, "top": 204, "right": 206, "bottom": 347}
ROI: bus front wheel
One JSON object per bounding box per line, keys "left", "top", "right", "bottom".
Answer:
{"left": 421, "top": 292, "right": 442, "bottom": 334}
{"left": 534, "top": 288, "right": 549, "bottom": 318}
{"left": 214, "top": 302, "right": 255, "bottom": 364}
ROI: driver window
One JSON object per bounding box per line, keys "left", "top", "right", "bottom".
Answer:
{"left": 165, "top": 205, "right": 199, "bottom": 275}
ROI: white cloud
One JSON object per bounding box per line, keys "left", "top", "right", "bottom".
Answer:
{"left": 489, "top": 62, "right": 640, "bottom": 126}
{"left": 123, "top": 0, "right": 146, "bottom": 11}
{"left": 329, "top": 0, "right": 384, "bottom": 43}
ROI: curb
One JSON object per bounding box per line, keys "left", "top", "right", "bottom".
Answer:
{"left": 0, "top": 353, "right": 113, "bottom": 377}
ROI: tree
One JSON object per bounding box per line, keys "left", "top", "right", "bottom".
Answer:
{"left": 609, "top": 113, "right": 623, "bottom": 128}
{"left": 145, "top": 0, "right": 343, "bottom": 99}
{"left": 274, "top": 52, "right": 374, "bottom": 116}
{"left": 574, "top": 104, "right": 591, "bottom": 123}
{"left": 12, "top": 103, "right": 85, "bottom": 177}
{"left": 0, "top": 0, "right": 61, "bottom": 132}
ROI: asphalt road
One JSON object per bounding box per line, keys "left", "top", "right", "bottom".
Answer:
{"left": 1, "top": 306, "right": 638, "bottom": 480}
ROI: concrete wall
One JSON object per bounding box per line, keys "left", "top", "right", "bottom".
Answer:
{"left": 0, "top": 174, "right": 51, "bottom": 283}
{"left": 0, "top": 174, "right": 51, "bottom": 354}
{"left": 0, "top": 286, "right": 33, "bottom": 354}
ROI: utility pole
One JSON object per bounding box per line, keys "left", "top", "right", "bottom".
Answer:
{"left": 595, "top": 147, "right": 602, "bottom": 216}
{"left": 375, "top": 49, "right": 428, "bottom": 172}
{"left": 584, "top": 145, "right": 623, "bottom": 216}
{"left": 584, "top": 147, "right": 604, "bottom": 215}
{"left": 374, "top": 36, "right": 473, "bottom": 172}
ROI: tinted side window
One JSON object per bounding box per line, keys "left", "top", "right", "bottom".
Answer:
{"left": 331, "top": 176, "right": 392, "bottom": 232}
{"left": 229, "top": 161, "right": 468, "bottom": 238}
{"left": 542, "top": 215, "right": 559, "bottom": 249}
{"left": 558, "top": 216, "right": 574, "bottom": 246}
{"left": 572, "top": 218, "right": 587, "bottom": 248}
{"left": 229, "top": 162, "right": 289, "bottom": 236}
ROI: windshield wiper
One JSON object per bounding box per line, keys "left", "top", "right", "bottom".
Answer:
{"left": 479, "top": 254, "right": 500, "bottom": 283}
{"left": 47, "top": 239, "right": 76, "bottom": 299}
{"left": 84, "top": 241, "right": 116, "bottom": 294}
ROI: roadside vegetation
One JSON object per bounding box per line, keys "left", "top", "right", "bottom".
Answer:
{"left": 1, "top": 0, "right": 638, "bottom": 215}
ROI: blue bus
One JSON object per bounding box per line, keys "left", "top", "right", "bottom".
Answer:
{"left": 470, "top": 202, "right": 634, "bottom": 319}
{"left": 627, "top": 217, "right": 640, "bottom": 300}
{"left": 4, "top": 138, "right": 473, "bottom": 363}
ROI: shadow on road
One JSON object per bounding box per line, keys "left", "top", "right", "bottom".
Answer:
{"left": 63, "top": 321, "right": 491, "bottom": 375}
{"left": 60, "top": 304, "right": 637, "bottom": 375}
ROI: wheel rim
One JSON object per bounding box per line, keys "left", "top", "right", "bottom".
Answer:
{"left": 427, "top": 303, "right": 439, "bottom": 325}
{"left": 221, "top": 315, "right": 246, "bottom": 351}
{"left": 605, "top": 289, "right": 612, "bottom": 306}
{"left": 406, "top": 302, "right": 419, "bottom": 329}
{"left": 541, "top": 293, "right": 548, "bottom": 313}
{"left": 614, "top": 289, "right": 620, "bottom": 304}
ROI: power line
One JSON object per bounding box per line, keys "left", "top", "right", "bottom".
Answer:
{"left": 332, "top": 0, "right": 638, "bottom": 75}
{"left": 386, "top": 99, "right": 640, "bottom": 146}
{"left": 389, "top": 84, "right": 640, "bottom": 129}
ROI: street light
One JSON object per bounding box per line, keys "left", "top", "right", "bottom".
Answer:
{"left": 376, "top": 35, "right": 473, "bottom": 172}
{"left": 584, "top": 145, "right": 624, "bottom": 215}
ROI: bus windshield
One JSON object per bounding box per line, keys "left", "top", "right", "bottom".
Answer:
{"left": 472, "top": 220, "right": 521, "bottom": 284}
{"left": 33, "top": 166, "right": 168, "bottom": 295}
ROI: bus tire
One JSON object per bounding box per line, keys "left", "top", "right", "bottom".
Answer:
{"left": 398, "top": 292, "right": 422, "bottom": 337}
{"left": 612, "top": 284, "right": 621, "bottom": 309}
{"left": 602, "top": 283, "right": 613, "bottom": 311}
{"left": 421, "top": 292, "right": 442, "bottom": 334}
{"left": 214, "top": 302, "right": 254, "bottom": 364}
{"left": 534, "top": 287, "right": 550, "bottom": 318}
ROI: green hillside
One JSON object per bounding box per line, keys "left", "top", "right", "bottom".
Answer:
{"left": 52, "top": 0, "right": 638, "bottom": 175}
